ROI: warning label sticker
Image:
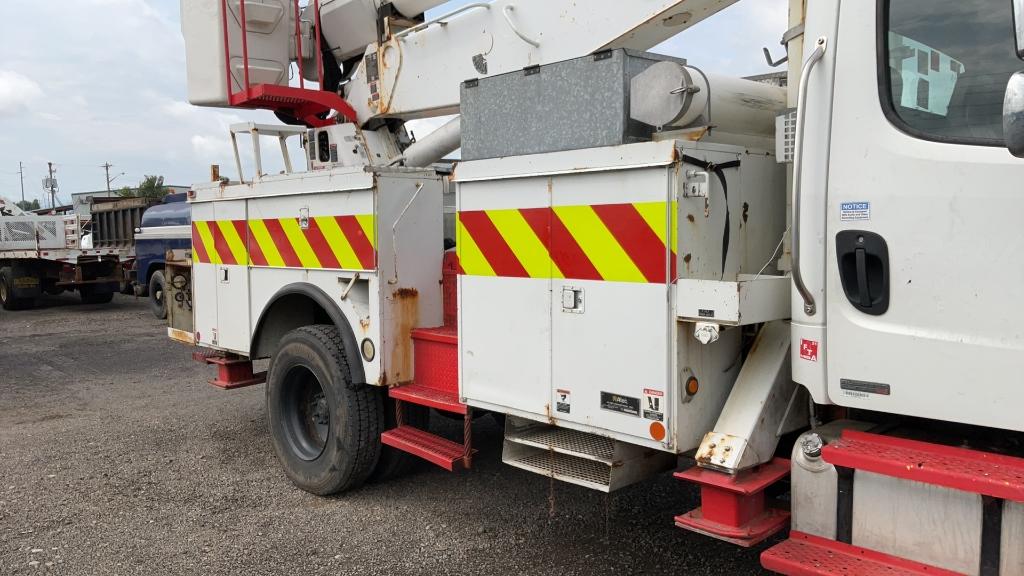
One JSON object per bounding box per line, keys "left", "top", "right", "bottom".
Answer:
{"left": 556, "top": 389, "right": 571, "bottom": 414}
{"left": 600, "top": 392, "right": 640, "bottom": 417}
{"left": 642, "top": 389, "right": 664, "bottom": 422}
{"left": 800, "top": 339, "right": 819, "bottom": 362}
{"left": 840, "top": 202, "right": 871, "bottom": 222}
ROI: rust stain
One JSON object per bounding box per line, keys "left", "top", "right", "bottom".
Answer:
{"left": 388, "top": 288, "right": 419, "bottom": 385}
{"left": 394, "top": 287, "right": 419, "bottom": 299}
{"left": 742, "top": 202, "right": 749, "bottom": 224}
{"left": 686, "top": 214, "right": 695, "bottom": 223}
{"left": 683, "top": 253, "right": 692, "bottom": 274}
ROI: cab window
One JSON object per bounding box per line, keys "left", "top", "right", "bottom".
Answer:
{"left": 883, "top": 0, "right": 1021, "bottom": 144}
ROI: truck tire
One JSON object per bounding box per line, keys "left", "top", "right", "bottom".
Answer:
{"left": 369, "top": 395, "right": 429, "bottom": 483}
{"left": 0, "top": 268, "right": 31, "bottom": 311}
{"left": 80, "top": 286, "right": 114, "bottom": 305}
{"left": 149, "top": 271, "right": 167, "bottom": 319}
{"left": 267, "top": 325, "right": 383, "bottom": 495}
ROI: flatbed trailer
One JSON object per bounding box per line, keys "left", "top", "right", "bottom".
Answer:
{"left": 0, "top": 214, "right": 124, "bottom": 309}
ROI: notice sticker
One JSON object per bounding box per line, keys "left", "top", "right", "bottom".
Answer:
{"left": 556, "top": 389, "right": 572, "bottom": 414}
{"left": 643, "top": 389, "right": 664, "bottom": 422}
{"left": 840, "top": 202, "right": 871, "bottom": 221}
{"left": 600, "top": 392, "right": 641, "bottom": 417}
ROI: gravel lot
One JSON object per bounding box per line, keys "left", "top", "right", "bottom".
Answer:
{"left": 0, "top": 294, "right": 773, "bottom": 575}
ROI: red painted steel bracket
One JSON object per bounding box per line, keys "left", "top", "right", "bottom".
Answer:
{"left": 674, "top": 458, "right": 791, "bottom": 547}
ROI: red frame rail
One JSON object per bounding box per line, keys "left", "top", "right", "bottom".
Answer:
{"left": 220, "top": 0, "right": 358, "bottom": 126}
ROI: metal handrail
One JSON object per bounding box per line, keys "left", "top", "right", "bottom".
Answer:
{"left": 791, "top": 36, "right": 828, "bottom": 317}
{"left": 502, "top": 5, "right": 540, "bottom": 47}
{"left": 395, "top": 2, "right": 491, "bottom": 40}
{"left": 224, "top": 0, "right": 323, "bottom": 100}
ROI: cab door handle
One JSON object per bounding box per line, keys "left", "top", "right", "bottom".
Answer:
{"left": 836, "top": 230, "right": 890, "bottom": 316}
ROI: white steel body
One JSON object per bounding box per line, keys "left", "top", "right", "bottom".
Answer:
{"left": 455, "top": 140, "right": 786, "bottom": 452}
{"left": 189, "top": 167, "right": 443, "bottom": 386}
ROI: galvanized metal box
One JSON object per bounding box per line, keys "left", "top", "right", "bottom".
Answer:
{"left": 460, "top": 49, "right": 686, "bottom": 161}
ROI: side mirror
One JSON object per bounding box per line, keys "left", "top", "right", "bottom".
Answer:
{"left": 1005, "top": 72, "right": 1024, "bottom": 158}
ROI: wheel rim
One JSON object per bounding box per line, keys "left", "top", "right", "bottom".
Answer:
{"left": 154, "top": 288, "right": 163, "bottom": 306}
{"left": 281, "top": 365, "right": 330, "bottom": 461}
{"left": 0, "top": 282, "right": 7, "bottom": 303}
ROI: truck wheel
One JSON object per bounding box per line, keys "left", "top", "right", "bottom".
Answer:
{"left": 0, "top": 268, "right": 30, "bottom": 311}
{"left": 149, "top": 271, "right": 167, "bottom": 319}
{"left": 369, "top": 395, "right": 429, "bottom": 483}
{"left": 80, "top": 286, "right": 114, "bottom": 305}
{"left": 267, "top": 325, "right": 382, "bottom": 495}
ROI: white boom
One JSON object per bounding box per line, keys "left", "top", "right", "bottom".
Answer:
{"left": 180, "top": 0, "right": 738, "bottom": 124}
{"left": 339, "top": 0, "right": 739, "bottom": 122}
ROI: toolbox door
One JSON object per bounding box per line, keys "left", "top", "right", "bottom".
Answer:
{"left": 457, "top": 177, "right": 552, "bottom": 416}
{"left": 549, "top": 167, "right": 674, "bottom": 443}
{"left": 191, "top": 201, "right": 219, "bottom": 349}
{"left": 212, "top": 200, "right": 251, "bottom": 353}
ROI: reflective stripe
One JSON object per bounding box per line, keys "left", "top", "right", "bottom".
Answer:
{"left": 554, "top": 204, "right": 646, "bottom": 284}
{"left": 456, "top": 215, "right": 496, "bottom": 277}
{"left": 217, "top": 220, "right": 248, "bottom": 266}
{"left": 193, "top": 221, "right": 221, "bottom": 265}
{"left": 457, "top": 202, "right": 677, "bottom": 284}
{"left": 192, "top": 214, "right": 377, "bottom": 271}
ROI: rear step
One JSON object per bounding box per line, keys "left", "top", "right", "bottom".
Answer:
{"left": 763, "top": 430, "right": 1024, "bottom": 575}
{"left": 502, "top": 416, "right": 675, "bottom": 492}
{"left": 389, "top": 383, "right": 467, "bottom": 414}
{"left": 381, "top": 425, "right": 475, "bottom": 471}
{"left": 822, "top": 429, "right": 1024, "bottom": 501}
{"left": 381, "top": 325, "right": 474, "bottom": 471}
{"left": 761, "top": 531, "right": 964, "bottom": 576}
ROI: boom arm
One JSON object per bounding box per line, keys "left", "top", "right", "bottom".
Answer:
{"left": 181, "top": 0, "right": 738, "bottom": 126}
{"left": 343, "top": 0, "right": 739, "bottom": 123}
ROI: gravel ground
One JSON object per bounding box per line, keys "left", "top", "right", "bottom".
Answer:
{"left": 0, "top": 294, "right": 774, "bottom": 575}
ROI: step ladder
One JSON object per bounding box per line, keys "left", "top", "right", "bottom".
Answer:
{"left": 381, "top": 326, "right": 475, "bottom": 471}
{"left": 761, "top": 430, "right": 1024, "bottom": 575}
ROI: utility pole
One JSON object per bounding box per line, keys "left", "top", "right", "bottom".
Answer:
{"left": 102, "top": 162, "right": 124, "bottom": 191}
{"left": 45, "top": 162, "right": 57, "bottom": 209}
{"left": 18, "top": 161, "right": 24, "bottom": 203}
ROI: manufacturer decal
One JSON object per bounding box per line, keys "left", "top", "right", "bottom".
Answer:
{"left": 840, "top": 379, "right": 891, "bottom": 397}
{"left": 556, "top": 389, "right": 572, "bottom": 414}
{"left": 840, "top": 202, "right": 871, "bottom": 222}
{"left": 600, "top": 392, "right": 640, "bottom": 417}
{"left": 643, "top": 388, "right": 664, "bottom": 422}
{"left": 800, "top": 339, "right": 819, "bottom": 362}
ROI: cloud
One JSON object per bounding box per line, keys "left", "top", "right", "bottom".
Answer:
{"left": 0, "top": 70, "right": 43, "bottom": 116}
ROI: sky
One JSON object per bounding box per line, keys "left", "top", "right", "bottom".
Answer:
{"left": 0, "top": 0, "right": 786, "bottom": 206}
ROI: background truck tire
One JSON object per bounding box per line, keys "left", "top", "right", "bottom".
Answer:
{"left": 0, "top": 267, "right": 32, "bottom": 311}
{"left": 267, "top": 325, "right": 383, "bottom": 496}
{"left": 149, "top": 271, "right": 167, "bottom": 319}
{"left": 369, "top": 395, "right": 429, "bottom": 483}
{"left": 79, "top": 286, "right": 114, "bottom": 305}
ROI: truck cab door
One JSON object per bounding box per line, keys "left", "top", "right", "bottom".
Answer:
{"left": 820, "top": 0, "right": 1024, "bottom": 431}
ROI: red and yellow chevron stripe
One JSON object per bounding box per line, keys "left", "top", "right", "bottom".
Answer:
{"left": 457, "top": 201, "right": 677, "bottom": 284}
{"left": 192, "top": 215, "right": 376, "bottom": 270}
